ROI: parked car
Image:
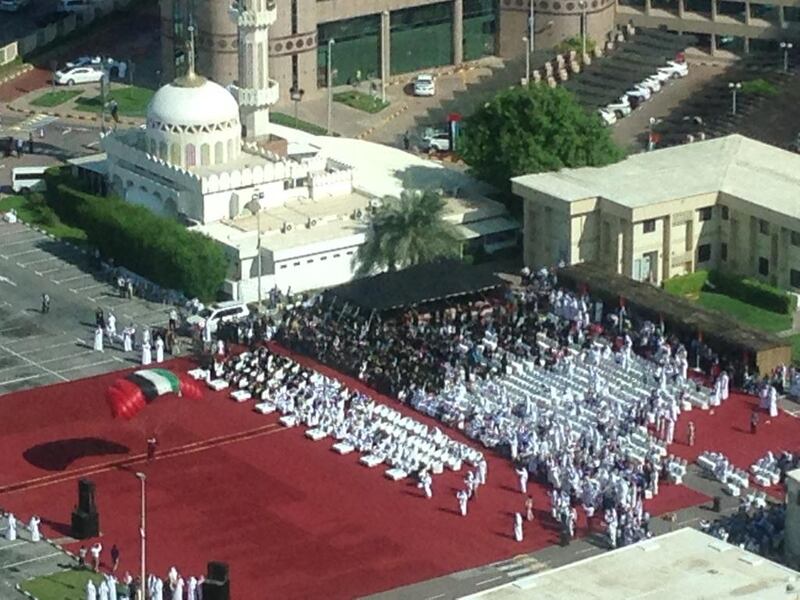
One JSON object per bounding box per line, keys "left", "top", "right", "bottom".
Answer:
{"left": 413, "top": 74, "right": 436, "bottom": 97}
{"left": 658, "top": 61, "right": 689, "bottom": 79}
{"left": 627, "top": 84, "right": 652, "bottom": 102}
{"left": 597, "top": 108, "right": 617, "bottom": 127}
{"left": 54, "top": 65, "right": 105, "bottom": 86}
{"left": 605, "top": 96, "right": 632, "bottom": 119}
{"left": 422, "top": 131, "right": 451, "bottom": 152}
{"left": 640, "top": 76, "right": 662, "bottom": 94}
{"left": 57, "top": 0, "right": 97, "bottom": 13}
{"left": 0, "top": 0, "right": 30, "bottom": 12}
{"left": 66, "top": 56, "right": 128, "bottom": 78}
{"left": 185, "top": 301, "right": 250, "bottom": 334}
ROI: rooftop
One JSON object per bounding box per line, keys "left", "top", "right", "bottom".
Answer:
{"left": 465, "top": 528, "right": 800, "bottom": 600}
{"left": 511, "top": 135, "right": 800, "bottom": 219}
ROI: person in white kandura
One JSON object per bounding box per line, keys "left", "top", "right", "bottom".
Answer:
{"left": 123, "top": 325, "right": 134, "bottom": 353}
{"left": 98, "top": 579, "right": 110, "bottom": 600}
{"left": 187, "top": 576, "right": 198, "bottom": 600}
{"left": 172, "top": 576, "right": 184, "bottom": 600}
{"left": 147, "top": 574, "right": 157, "bottom": 599}
{"left": 142, "top": 327, "right": 151, "bottom": 347}
{"left": 769, "top": 384, "right": 779, "bottom": 418}
{"left": 6, "top": 513, "right": 17, "bottom": 541}
{"left": 93, "top": 325, "right": 104, "bottom": 353}
{"left": 216, "top": 339, "right": 225, "bottom": 356}
{"left": 153, "top": 578, "right": 164, "bottom": 600}
{"left": 514, "top": 512, "right": 524, "bottom": 542}
{"left": 85, "top": 579, "right": 97, "bottom": 600}
{"left": 106, "top": 312, "right": 117, "bottom": 342}
{"left": 418, "top": 470, "right": 433, "bottom": 498}
{"left": 457, "top": 489, "right": 469, "bottom": 516}
{"left": 28, "top": 515, "right": 41, "bottom": 542}
{"left": 516, "top": 466, "right": 529, "bottom": 493}
{"left": 155, "top": 336, "right": 165, "bottom": 363}
{"left": 141, "top": 341, "right": 152, "bottom": 366}
{"left": 720, "top": 370, "right": 730, "bottom": 401}
{"left": 106, "top": 574, "right": 118, "bottom": 600}
{"left": 477, "top": 458, "right": 487, "bottom": 485}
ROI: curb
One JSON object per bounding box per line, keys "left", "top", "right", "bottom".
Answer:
{"left": 5, "top": 100, "right": 140, "bottom": 127}
{"left": 356, "top": 104, "right": 409, "bottom": 140}
{"left": 15, "top": 583, "right": 38, "bottom": 600}
{"left": 387, "top": 60, "right": 491, "bottom": 87}
{"left": 0, "top": 63, "right": 34, "bottom": 87}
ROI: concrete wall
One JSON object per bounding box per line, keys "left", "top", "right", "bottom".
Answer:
{"left": 785, "top": 468, "right": 800, "bottom": 569}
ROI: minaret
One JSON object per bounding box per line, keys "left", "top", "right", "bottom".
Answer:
{"left": 230, "top": 0, "right": 279, "bottom": 140}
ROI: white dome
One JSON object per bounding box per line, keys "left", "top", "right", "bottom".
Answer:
{"left": 147, "top": 78, "right": 240, "bottom": 128}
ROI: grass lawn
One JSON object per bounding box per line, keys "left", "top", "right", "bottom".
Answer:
{"left": 0, "top": 195, "right": 87, "bottom": 246}
{"left": 333, "top": 90, "right": 389, "bottom": 113}
{"left": 788, "top": 334, "right": 800, "bottom": 363}
{"left": 20, "top": 569, "right": 127, "bottom": 600}
{"left": 73, "top": 85, "right": 155, "bottom": 118}
{"left": 697, "top": 291, "right": 792, "bottom": 333}
{"left": 30, "top": 89, "right": 82, "bottom": 107}
{"left": 270, "top": 111, "right": 328, "bottom": 135}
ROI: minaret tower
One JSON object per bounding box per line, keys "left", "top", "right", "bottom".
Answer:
{"left": 230, "top": 0, "right": 279, "bottom": 140}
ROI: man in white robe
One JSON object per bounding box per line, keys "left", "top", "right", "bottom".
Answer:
{"left": 94, "top": 326, "right": 104, "bottom": 353}
{"left": 86, "top": 580, "right": 97, "bottom": 600}
{"left": 516, "top": 466, "right": 529, "bottom": 494}
{"left": 514, "top": 512, "right": 524, "bottom": 542}
{"left": 141, "top": 342, "right": 152, "bottom": 366}
{"left": 155, "top": 336, "right": 165, "bottom": 363}
{"left": 720, "top": 371, "right": 730, "bottom": 401}
{"left": 98, "top": 579, "right": 110, "bottom": 600}
{"left": 106, "top": 312, "right": 117, "bottom": 342}
{"left": 28, "top": 515, "right": 41, "bottom": 542}
{"left": 172, "top": 577, "right": 184, "bottom": 600}
{"left": 106, "top": 575, "right": 118, "bottom": 600}
{"left": 769, "top": 385, "right": 779, "bottom": 418}
{"left": 153, "top": 578, "right": 164, "bottom": 600}
{"left": 6, "top": 513, "right": 16, "bottom": 540}
{"left": 457, "top": 489, "right": 468, "bottom": 516}
{"left": 419, "top": 470, "right": 433, "bottom": 498}
{"left": 187, "top": 576, "right": 198, "bottom": 600}
{"left": 123, "top": 326, "right": 134, "bottom": 352}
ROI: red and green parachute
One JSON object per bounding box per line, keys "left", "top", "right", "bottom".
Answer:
{"left": 106, "top": 368, "right": 203, "bottom": 420}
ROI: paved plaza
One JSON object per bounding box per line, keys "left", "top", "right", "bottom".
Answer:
{"left": 0, "top": 220, "right": 177, "bottom": 395}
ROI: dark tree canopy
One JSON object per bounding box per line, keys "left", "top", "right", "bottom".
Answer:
{"left": 460, "top": 85, "right": 625, "bottom": 190}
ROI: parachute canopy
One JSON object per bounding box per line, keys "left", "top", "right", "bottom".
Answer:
{"left": 106, "top": 368, "right": 202, "bottom": 420}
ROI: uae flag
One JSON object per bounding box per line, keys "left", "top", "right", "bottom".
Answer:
{"left": 126, "top": 369, "right": 181, "bottom": 401}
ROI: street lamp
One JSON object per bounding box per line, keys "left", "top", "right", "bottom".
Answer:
{"left": 135, "top": 472, "right": 146, "bottom": 600}
{"left": 780, "top": 41, "right": 793, "bottom": 72}
{"left": 326, "top": 39, "right": 336, "bottom": 135}
{"left": 289, "top": 86, "right": 305, "bottom": 129}
{"left": 382, "top": 11, "right": 389, "bottom": 103}
{"left": 522, "top": 37, "right": 531, "bottom": 85}
{"left": 578, "top": 0, "right": 588, "bottom": 57}
{"left": 728, "top": 81, "right": 742, "bottom": 115}
{"left": 246, "top": 192, "right": 265, "bottom": 312}
{"left": 528, "top": 0, "right": 535, "bottom": 53}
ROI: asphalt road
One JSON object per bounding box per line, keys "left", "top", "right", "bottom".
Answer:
{"left": 0, "top": 221, "right": 176, "bottom": 395}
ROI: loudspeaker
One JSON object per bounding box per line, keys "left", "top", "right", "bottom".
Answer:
{"left": 202, "top": 561, "right": 230, "bottom": 600}
{"left": 559, "top": 528, "right": 570, "bottom": 547}
{"left": 78, "top": 479, "right": 96, "bottom": 513}
{"left": 71, "top": 509, "right": 99, "bottom": 539}
{"left": 208, "top": 561, "right": 229, "bottom": 582}
{"left": 713, "top": 496, "right": 722, "bottom": 513}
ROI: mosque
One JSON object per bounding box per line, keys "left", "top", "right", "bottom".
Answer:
{"left": 91, "top": 0, "right": 518, "bottom": 301}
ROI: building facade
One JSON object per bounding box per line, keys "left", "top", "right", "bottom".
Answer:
{"left": 512, "top": 135, "right": 800, "bottom": 290}
{"left": 159, "top": 0, "right": 617, "bottom": 100}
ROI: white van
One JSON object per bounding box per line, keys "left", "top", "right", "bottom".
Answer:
{"left": 185, "top": 300, "right": 250, "bottom": 334}
{"left": 11, "top": 166, "right": 48, "bottom": 193}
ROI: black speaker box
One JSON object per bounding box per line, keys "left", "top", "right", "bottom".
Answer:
{"left": 202, "top": 579, "right": 230, "bottom": 600}
{"left": 78, "top": 479, "right": 96, "bottom": 513}
{"left": 71, "top": 509, "right": 99, "bottom": 539}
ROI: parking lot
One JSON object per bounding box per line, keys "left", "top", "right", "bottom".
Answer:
{"left": 0, "top": 220, "right": 176, "bottom": 395}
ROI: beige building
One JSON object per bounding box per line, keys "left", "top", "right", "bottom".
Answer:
{"left": 512, "top": 134, "right": 800, "bottom": 290}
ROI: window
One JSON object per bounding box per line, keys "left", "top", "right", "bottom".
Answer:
{"left": 293, "top": 261, "right": 300, "bottom": 266}
{"left": 321, "top": 256, "right": 328, "bottom": 261}
{"left": 720, "top": 205, "right": 729, "bottom": 220}
{"left": 758, "top": 257, "right": 769, "bottom": 276}
{"left": 792, "top": 231, "right": 800, "bottom": 247}
{"left": 792, "top": 269, "right": 800, "bottom": 288}
{"left": 279, "top": 264, "right": 287, "bottom": 270}
{"left": 698, "top": 207, "right": 713, "bottom": 222}
{"left": 759, "top": 219, "right": 769, "bottom": 235}
{"left": 642, "top": 219, "right": 656, "bottom": 233}
{"left": 720, "top": 242, "right": 728, "bottom": 261}
{"left": 333, "top": 253, "right": 340, "bottom": 258}
{"left": 185, "top": 144, "right": 196, "bottom": 167}
{"left": 697, "top": 243, "right": 711, "bottom": 263}
{"left": 307, "top": 258, "right": 314, "bottom": 263}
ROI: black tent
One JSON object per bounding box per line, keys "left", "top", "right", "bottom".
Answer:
{"left": 326, "top": 260, "right": 504, "bottom": 312}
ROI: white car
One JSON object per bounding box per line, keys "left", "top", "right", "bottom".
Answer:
{"left": 185, "top": 301, "right": 250, "bottom": 334}
{"left": 597, "top": 108, "right": 617, "bottom": 127}
{"left": 413, "top": 74, "right": 436, "bottom": 97}
{"left": 658, "top": 61, "right": 689, "bottom": 79}
{"left": 54, "top": 66, "right": 105, "bottom": 86}
{"left": 422, "top": 131, "right": 450, "bottom": 152}
{"left": 627, "top": 84, "right": 652, "bottom": 101}
{"left": 606, "top": 96, "right": 632, "bottom": 119}
{"left": 66, "top": 56, "right": 127, "bottom": 78}
{"left": 640, "top": 76, "right": 662, "bottom": 94}
{"left": 0, "top": 0, "right": 30, "bottom": 11}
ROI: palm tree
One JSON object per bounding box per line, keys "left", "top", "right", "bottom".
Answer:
{"left": 355, "top": 189, "right": 461, "bottom": 276}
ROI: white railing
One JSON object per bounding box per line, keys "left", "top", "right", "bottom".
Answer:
{"left": 236, "top": 4, "right": 277, "bottom": 28}
{"left": 235, "top": 80, "right": 280, "bottom": 107}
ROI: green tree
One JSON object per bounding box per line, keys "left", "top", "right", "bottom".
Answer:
{"left": 460, "top": 84, "right": 624, "bottom": 190}
{"left": 355, "top": 189, "right": 461, "bottom": 276}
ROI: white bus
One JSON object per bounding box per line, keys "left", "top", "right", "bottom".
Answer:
{"left": 11, "top": 166, "right": 49, "bottom": 193}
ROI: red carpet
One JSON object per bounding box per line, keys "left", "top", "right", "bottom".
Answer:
{"left": 0, "top": 350, "right": 712, "bottom": 599}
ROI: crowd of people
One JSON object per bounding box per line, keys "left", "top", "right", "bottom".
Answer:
{"left": 90, "top": 307, "right": 181, "bottom": 364}
{"left": 703, "top": 493, "right": 786, "bottom": 559}
{"left": 271, "top": 269, "right": 721, "bottom": 548}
